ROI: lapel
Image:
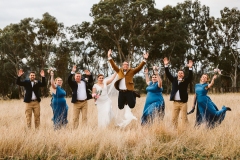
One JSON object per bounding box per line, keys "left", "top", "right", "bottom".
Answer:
{"left": 28, "top": 80, "right": 33, "bottom": 89}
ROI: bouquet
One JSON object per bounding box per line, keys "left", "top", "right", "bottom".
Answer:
{"left": 213, "top": 68, "right": 221, "bottom": 75}
{"left": 88, "top": 89, "right": 102, "bottom": 101}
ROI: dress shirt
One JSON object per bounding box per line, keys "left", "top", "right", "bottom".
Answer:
{"left": 119, "top": 71, "right": 127, "bottom": 90}
{"left": 31, "top": 81, "right": 37, "bottom": 100}
{"left": 77, "top": 81, "right": 87, "bottom": 100}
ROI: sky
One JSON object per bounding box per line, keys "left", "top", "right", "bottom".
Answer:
{"left": 0, "top": 0, "right": 239, "bottom": 29}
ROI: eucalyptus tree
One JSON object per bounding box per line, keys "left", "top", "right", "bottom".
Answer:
{"left": 70, "top": 0, "right": 160, "bottom": 66}
{"left": 166, "top": 0, "right": 226, "bottom": 92}
{"left": 175, "top": 0, "right": 216, "bottom": 75}
{"left": 0, "top": 18, "right": 36, "bottom": 97}
{"left": 147, "top": 4, "right": 190, "bottom": 69}
{"left": 215, "top": 7, "right": 240, "bottom": 88}
{"left": 27, "top": 12, "right": 65, "bottom": 73}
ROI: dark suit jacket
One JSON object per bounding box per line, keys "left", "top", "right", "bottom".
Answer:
{"left": 16, "top": 77, "right": 46, "bottom": 103}
{"left": 68, "top": 73, "right": 93, "bottom": 103}
{"left": 165, "top": 67, "right": 193, "bottom": 103}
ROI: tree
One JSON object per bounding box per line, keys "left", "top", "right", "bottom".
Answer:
{"left": 70, "top": 0, "right": 160, "bottom": 66}
{"left": 215, "top": 7, "right": 240, "bottom": 88}
{"left": 0, "top": 18, "right": 36, "bottom": 98}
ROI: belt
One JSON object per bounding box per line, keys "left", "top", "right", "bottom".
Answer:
{"left": 174, "top": 100, "right": 182, "bottom": 102}
{"left": 31, "top": 99, "right": 37, "bottom": 101}
{"left": 119, "top": 89, "right": 128, "bottom": 92}
{"left": 76, "top": 99, "right": 87, "bottom": 102}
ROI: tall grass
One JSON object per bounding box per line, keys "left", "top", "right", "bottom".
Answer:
{"left": 0, "top": 93, "right": 239, "bottom": 159}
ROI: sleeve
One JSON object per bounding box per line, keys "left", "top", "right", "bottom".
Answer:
{"left": 108, "top": 59, "right": 120, "bottom": 72}
{"left": 164, "top": 67, "right": 174, "bottom": 82}
{"left": 38, "top": 77, "right": 46, "bottom": 87}
{"left": 93, "top": 84, "right": 97, "bottom": 89}
{"left": 68, "top": 74, "right": 74, "bottom": 88}
{"left": 133, "top": 61, "right": 146, "bottom": 74}
{"left": 16, "top": 77, "right": 25, "bottom": 86}
{"left": 185, "top": 69, "right": 193, "bottom": 83}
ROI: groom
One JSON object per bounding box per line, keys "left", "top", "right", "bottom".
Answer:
{"left": 108, "top": 49, "right": 149, "bottom": 109}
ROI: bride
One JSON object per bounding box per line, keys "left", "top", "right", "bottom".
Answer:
{"left": 92, "top": 73, "right": 137, "bottom": 128}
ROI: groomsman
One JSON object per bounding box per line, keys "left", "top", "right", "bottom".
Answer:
{"left": 16, "top": 69, "right": 46, "bottom": 129}
{"left": 68, "top": 66, "right": 93, "bottom": 129}
{"left": 163, "top": 57, "right": 193, "bottom": 129}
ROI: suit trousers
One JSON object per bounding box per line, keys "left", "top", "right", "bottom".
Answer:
{"left": 172, "top": 101, "right": 188, "bottom": 129}
{"left": 118, "top": 91, "right": 136, "bottom": 109}
{"left": 25, "top": 101, "right": 40, "bottom": 129}
{"left": 73, "top": 101, "right": 88, "bottom": 129}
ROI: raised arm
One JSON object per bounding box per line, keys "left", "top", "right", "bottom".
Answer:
{"left": 207, "top": 75, "right": 217, "bottom": 89}
{"left": 153, "top": 66, "right": 162, "bottom": 88}
{"left": 16, "top": 69, "right": 26, "bottom": 86}
{"left": 133, "top": 52, "right": 148, "bottom": 74}
{"left": 108, "top": 49, "right": 120, "bottom": 72}
{"left": 50, "top": 71, "right": 56, "bottom": 89}
{"left": 163, "top": 58, "right": 174, "bottom": 82}
{"left": 106, "top": 73, "right": 117, "bottom": 85}
{"left": 144, "top": 68, "right": 150, "bottom": 85}
{"left": 39, "top": 70, "right": 46, "bottom": 87}
{"left": 184, "top": 60, "right": 193, "bottom": 83}
{"left": 68, "top": 65, "right": 76, "bottom": 87}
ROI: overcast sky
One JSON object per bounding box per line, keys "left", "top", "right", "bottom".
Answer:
{"left": 0, "top": 0, "right": 239, "bottom": 29}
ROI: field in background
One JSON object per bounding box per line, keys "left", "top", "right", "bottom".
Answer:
{"left": 0, "top": 93, "right": 240, "bottom": 159}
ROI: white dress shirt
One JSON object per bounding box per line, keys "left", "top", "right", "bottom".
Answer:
{"left": 77, "top": 81, "right": 87, "bottom": 100}
{"left": 174, "top": 80, "right": 181, "bottom": 101}
{"left": 119, "top": 71, "right": 127, "bottom": 90}
{"left": 31, "top": 81, "right": 37, "bottom": 100}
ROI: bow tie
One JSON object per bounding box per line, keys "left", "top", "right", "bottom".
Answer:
{"left": 123, "top": 70, "right": 127, "bottom": 72}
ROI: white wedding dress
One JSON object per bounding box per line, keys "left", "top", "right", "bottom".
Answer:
{"left": 93, "top": 75, "right": 137, "bottom": 128}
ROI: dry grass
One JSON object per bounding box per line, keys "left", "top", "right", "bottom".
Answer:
{"left": 0, "top": 93, "right": 240, "bottom": 159}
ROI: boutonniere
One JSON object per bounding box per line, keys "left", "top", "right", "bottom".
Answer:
{"left": 85, "top": 78, "right": 88, "bottom": 82}
{"left": 34, "top": 80, "right": 38, "bottom": 85}
{"left": 178, "top": 79, "right": 184, "bottom": 83}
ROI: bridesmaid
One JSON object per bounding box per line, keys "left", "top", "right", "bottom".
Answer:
{"left": 50, "top": 71, "right": 68, "bottom": 129}
{"left": 190, "top": 74, "right": 231, "bottom": 128}
{"left": 141, "top": 66, "right": 165, "bottom": 125}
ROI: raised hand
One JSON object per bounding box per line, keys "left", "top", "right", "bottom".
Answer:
{"left": 153, "top": 66, "right": 159, "bottom": 71}
{"left": 50, "top": 70, "right": 54, "bottom": 76}
{"left": 187, "top": 60, "right": 193, "bottom": 68}
{"left": 72, "top": 65, "right": 77, "bottom": 72}
{"left": 163, "top": 57, "right": 169, "bottom": 65}
{"left": 143, "top": 52, "right": 149, "bottom": 59}
{"left": 40, "top": 70, "right": 45, "bottom": 77}
{"left": 18, "top": 69, "right": 24, "bottom": 77}
{"left": 212, "top": 75, "right": 217, "bottom": 80}
{"left": 84, "top": 70, "right": 91, "bottom": 75}
{"left": 144, "top": 68, "right": 148, "bottom": 74}
{"left": 108, "top": 49, "right": 112, "bottom": 58}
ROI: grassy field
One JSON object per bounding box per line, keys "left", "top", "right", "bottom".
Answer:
{"left": 0, "top": 93, "right": 240, "bottom": 159}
